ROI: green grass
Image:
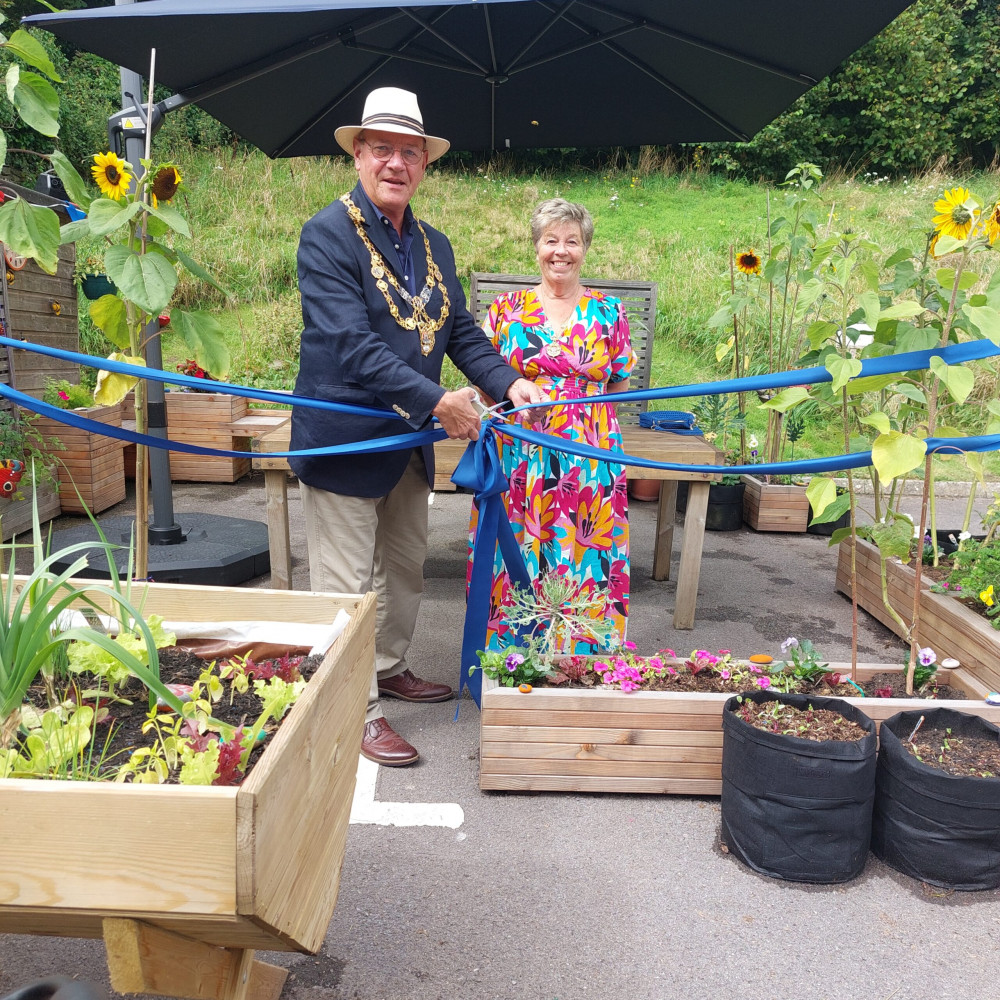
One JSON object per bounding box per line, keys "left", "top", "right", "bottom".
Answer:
{"left": 146, "top": 149, "right": 1000, "bottom": 474}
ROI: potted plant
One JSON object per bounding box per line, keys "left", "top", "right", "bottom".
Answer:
{"left": 719, "top": 690, "right": 877, "bottom": 883}
{"left": 0, "top": 493, "right": 374, "bottom": 995}
{"left": 691, "top": 395, "right": 745, "bottom": 531}
{"left": 72, "top": 254, "right": 116, "bottom": 301}
{"left": 28, "top": 378, "right": 125, "bottom": 514}
{"left": 0, "top": 410, "right": 60, "bottom": 540}
{"left": 871, "top": 707, "right": 1000, "bottom": 890}
{"left": 476, "top": 583, "right": 1000, "bottom": 794}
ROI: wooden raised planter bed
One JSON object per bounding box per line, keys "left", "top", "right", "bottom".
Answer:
{"left": 835, "top": 536, "right": 1000, "bottom": 694}
{"left": 31, "top": 402, "right": 126, "bottom": 514}
{"left": 0, "top": 579, "right": 374, "bottom": 1000}
{"left": 741, "top": 474, "right": 809, "bottom": 532}
{"left": 124, "top": 392, "right": 252, "bottom": 483}
{"left": 480, "top": 663, "right": 1000, "bottom": 795}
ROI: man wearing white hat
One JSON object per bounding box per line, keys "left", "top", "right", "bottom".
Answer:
{"left": 290, "top": 87, "right": 543, "bottom": 766}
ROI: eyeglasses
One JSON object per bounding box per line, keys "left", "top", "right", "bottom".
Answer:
{"left": 363, "top": 140, "right": 425, "bottom": 165}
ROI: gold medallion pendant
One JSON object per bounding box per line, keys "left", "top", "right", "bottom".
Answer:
{"left": 342, "top": 193, "right": 450, "bottom": 356}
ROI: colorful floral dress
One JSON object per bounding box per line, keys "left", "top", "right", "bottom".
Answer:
{"left": 467, "top": 287, "right": 636, "bottom": 652}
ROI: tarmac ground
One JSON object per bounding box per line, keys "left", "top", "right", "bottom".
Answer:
{"left": 2, "top": 472, "right": 999, "bottom": 1000}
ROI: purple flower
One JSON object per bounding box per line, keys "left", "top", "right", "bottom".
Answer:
{"left": 505, "top": 652, "right": 524, "bottom": 672}
{"left": 917, "top": 647, "right": 936, "bottom": 667}
{"left": 780, "top": 637, "right": 799, "bottom": 655}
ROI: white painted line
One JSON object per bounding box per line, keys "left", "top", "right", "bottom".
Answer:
{"left": 349, "top": 756, "right": 465, "bottom": 829}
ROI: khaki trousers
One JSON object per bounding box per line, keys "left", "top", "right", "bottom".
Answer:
{"left": 300, "top": 450, "right": 429, "bottom": 722}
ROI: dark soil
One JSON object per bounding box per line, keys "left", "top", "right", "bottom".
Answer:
{"left": 732, "top": 699, "right": 870, "bottom": 743}
{"left": 20, "top": 646, "right": 324, "bottom": 784}
{"left": 902, "top": 724, "right": 1000, "bottom": 778}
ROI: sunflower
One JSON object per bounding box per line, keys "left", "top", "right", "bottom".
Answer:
{"left": 736, "top": 249, "right": 761, "bottom": 276}
{"left": 149, "top": 165, "right": 182, "bottom": 208}
{"left": 984, "top": 203, "right": 1000, "bottom": 246}
{"left": 931, "top": 187, "right": 978, "bottom": 241}
{"left": 91, "top": 151, "right": 132, "bottom": 200}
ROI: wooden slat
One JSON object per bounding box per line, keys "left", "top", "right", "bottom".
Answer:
{"left": 481, "top": 725, "right": 724, "bottom": 746}
{"left": 481, "top": 741, "right": 723, "bottom": 763}
{"left": 0, "top": 783, "right": 239, "bottom": 913}
{"left": 5, "top": 574, "right": 364, "bottom": 624}
{"left": 480, "top": 773, "right": 723, "bottom": 795}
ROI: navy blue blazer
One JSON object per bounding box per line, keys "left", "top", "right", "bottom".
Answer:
{"left": 289, "top": 182, "right": 520, "bottom": 497}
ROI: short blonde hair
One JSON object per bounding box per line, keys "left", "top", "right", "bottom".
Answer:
{"left": 531, "top": 198, "right": 594, "bottom": 251}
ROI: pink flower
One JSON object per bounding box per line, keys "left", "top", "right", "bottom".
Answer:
{"left": 749, "top": 665, "right": 761, "bottom": 674}
{"left": 648, "top": 657, "right": 663, "bottom": 670}
{"left": 756, "top": 676, "right": 771, "bottom": 689}
{"left": 720, "top": 669, "right": 731, "bottom": 680}
{"left": 718, "top": 649, "right": 731, "bottom": 656}
{"left": 666, "top": 666, "right": 677, "bottom": 675}
{"left": 57, "top": 390, "right": 69, "bottom": 401}
{"left": 660, "top": 648, "right": 676, "bottom": 658}
{"left": 623, "top": 640, "right": 637, "bottom": 651}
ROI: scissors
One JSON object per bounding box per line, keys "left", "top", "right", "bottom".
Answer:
{"left": 470, "top": 395, "right": 511, "bottom": 422}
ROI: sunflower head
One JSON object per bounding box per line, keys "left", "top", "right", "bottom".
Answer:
{"left": 91, "top": 151, "right": 133, "bottom": 201}
{"left": 736, "top": 249, "right": 761, "bottom": 276}
{"left": 984, "top": 203, "right": 1000, "bottom": 246}
{"left": 931, "top": 187, "right": 979, "bottom": 241}
{"left": 149, "top": 165, "right": 182, "bottom": 208}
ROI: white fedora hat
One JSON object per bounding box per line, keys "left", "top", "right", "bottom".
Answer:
{"left": 335, "top": 87, "right": 450, "bottom": 162}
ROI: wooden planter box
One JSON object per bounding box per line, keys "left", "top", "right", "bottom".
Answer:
{"left": 835, "top": 536, "right": 1000, "bottom": 694}
{"left": 741, "top": 474, "right": 809, "bottom": 532}
{"left": 31, "top": 402, "right": 126, "bottom": 514}
{"left": 0, "top": 476, "right": 61, "bottom": 541}
{"left": 0, "top": 579, "right": 374, "bottom": 1000}
{"left": 480, "top": 663, "right": 1000, "bottom": 795}
{"left": 125, "top": 392, "right": 251, "bottom": 483}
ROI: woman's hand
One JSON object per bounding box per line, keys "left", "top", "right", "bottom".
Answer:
{"left": 506, "top": 377, "right": 547, "bottom": 423}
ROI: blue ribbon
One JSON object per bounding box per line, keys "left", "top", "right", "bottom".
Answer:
{"left": 453, "top": 426, "right": 533, "bottom": 707}
{"left": 0, "top": 381, "right": 444, "bottom": 458}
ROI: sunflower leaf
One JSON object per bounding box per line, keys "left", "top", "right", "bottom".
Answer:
{"left": 825, "top": 355, "right": 862, "bottom": 394}
{"left": 48, "top": 150, "right": 92, "bottom": 212}
{"left": 962, "top": 304, "right": 1000, "bottom": 345}
{"left": 84, "top": 198, "right": 144, "bottom": 237}
{"left": 929, "top": 356, "right": 975, "bottom": 404}
{"left": 105, "top": 245, "right": 177, "bottom": 315}
{"left": 0, "top": 196, "right": 60, "bottom": 273}
{"left": 6, "top": 66, "right": 59, "bottom": 137}
{"left": 5, "top": 29, "right": 61, "bottom": 81}
{"left": 88, "top": 294, "right": 130, "bottom": 350}
{"left": 145, "top": 201, "right": 189, "bottom": 238}
{"left": 174, "top": 247, "right": 228, "bottom": 295}
{"left": 95, "top": 352, "right": 144, "bottom": 406}
{"left": 169, "top": 310, "right": 231, "bottom": 379}
{"left": 872, "top": 431, "right": 927, "bottom": 482}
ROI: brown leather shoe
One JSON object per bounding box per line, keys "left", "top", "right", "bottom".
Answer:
{"left": 378, "top": 669, "right": 454, "bottom": 703}
{"left": 361, "top": 718, "right": 419, "bottom": 767}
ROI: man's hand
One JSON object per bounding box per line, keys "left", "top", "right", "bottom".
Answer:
{"left": 433, "top": 387, "right": 483, "bottom": 440}
{"left": 506, "top": 377, "right": 547, "bottom": 423}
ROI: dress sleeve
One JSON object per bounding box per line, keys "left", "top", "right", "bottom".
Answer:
{"left": 608, "top": 298, "right": 636, "bottom": 383}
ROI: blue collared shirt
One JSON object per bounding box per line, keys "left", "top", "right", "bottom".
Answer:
{"left": 358, "top": 187, "right": 417, "bottom": 296}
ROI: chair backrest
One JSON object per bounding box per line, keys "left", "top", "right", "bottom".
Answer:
{"left": 469, "top": 273, "right": 656, "bottom": 426}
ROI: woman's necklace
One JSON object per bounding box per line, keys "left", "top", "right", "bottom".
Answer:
{"left": 340, "top": 193, "right": 451, "bottom": 356}
{"left": 537, "top": 285, "right": 582, "bottom": 357}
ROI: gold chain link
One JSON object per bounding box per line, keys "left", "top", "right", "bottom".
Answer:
{"left": 340, "top": 193, "right": 451, "bottom": 356}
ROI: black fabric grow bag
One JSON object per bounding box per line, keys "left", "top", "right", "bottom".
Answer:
{"left": 720, "top": 691, "right": 877, "bottom": 883}
{"left": 706, "top": 482, "right": 745, "bottom": 532}
{"left": 871, "top": 707, "right": 1000, "bottom": 891}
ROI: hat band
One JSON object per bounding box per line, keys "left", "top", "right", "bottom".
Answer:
{"left": 361, "top": 112, "right": 425, "bottom": 136}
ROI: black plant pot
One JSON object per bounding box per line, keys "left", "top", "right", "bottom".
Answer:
{"left": 871, "top": 708, "right": 1000, "bottom": 891}
{"left": 80, "top": 274, "right": 117, "bottom": 300}
{"left": 934, "top": 529, "right": 986, "bottom": 555}
{"left": 705, "top": 481, "right": 745, "bottom": 532}
{"left": 807, "top": 506, "right": 851, "bottom": 536}
{"left": 720, "top": 691, "right": 878, "bottom": 883}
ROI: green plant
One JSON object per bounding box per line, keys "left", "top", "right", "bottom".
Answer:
{"left": 0, "top": 479, "right": 186, "bottom": 755}
{"left": 41, "top": 379, "right": 96, "bottom": 411}
{"left": 0, "top": 410, "right": 59, "bottom": 496}
{"left": 776, "top": 637, "right": 829, "bottom": 685}
{"left": 473, "top": 647, "right": 552, "bottom": 688}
